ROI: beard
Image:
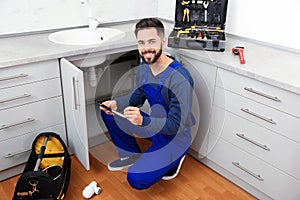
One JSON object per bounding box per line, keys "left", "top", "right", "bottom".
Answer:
{"left": 140, "top": 44, "right": 163, "bottom": 64}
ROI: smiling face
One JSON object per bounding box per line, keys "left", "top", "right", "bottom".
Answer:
{"left": 136, "top": 27, "right": 166, "bottom": 65}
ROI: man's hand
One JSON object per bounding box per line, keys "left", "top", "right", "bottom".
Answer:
{"left": 99, "top": 100, "right": 117, "bottom": 115}
{"left": 124, "top": 106, "right": 143, "bottom": 126}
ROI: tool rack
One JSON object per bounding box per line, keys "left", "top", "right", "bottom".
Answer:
{"left": 168, "top": 0, "right": 228, "bottom": 52}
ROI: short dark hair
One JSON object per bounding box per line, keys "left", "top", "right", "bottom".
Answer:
{"left": 134, "top": 18, "right": 165, "bottom": 38}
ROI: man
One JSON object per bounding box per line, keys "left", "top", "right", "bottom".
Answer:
{"left": 100, "top": 18, "right": 195, "bottom": 190}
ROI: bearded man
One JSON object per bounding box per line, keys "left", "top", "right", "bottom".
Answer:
{"left": 100, "top": 18, "right": 195, "bottom": 190}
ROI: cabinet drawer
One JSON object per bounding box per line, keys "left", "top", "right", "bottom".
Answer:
{"left": 207, "top": 137, "right": 300, "bottom": 200}
{"left": 0, "top": 78, "right": 61, "bottom": 110}
{"left": 214, "top": 87, "right": 300, "bottom": 143}
{"left": 0, "top": 97, "right": 64, "bottom": 141}
{"left": 0, "top": 60, "right": 59, "bottom": 89}
{"left": 216, "top": 68, "right": 300, "bottom": 118}
{"left": 0, "top": 124, "right": 66, "bottom": 171}
{"left": 210, "top": 106, "right": 300, "bottom": 180}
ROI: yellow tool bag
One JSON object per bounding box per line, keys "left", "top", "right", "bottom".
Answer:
{"left": 13, "top": 132, "right": 71, "bottom": 200}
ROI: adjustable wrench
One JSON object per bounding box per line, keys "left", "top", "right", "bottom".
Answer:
{"left": 203, "top": 1, "right": 209, "bottom": 22}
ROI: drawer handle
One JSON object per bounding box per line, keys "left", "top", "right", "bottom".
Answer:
{"left": 244, "top": 87, "right": 281, "bottom": 102}
{"left": 0, "top": 118, "right": 35, "bottom": 130}
{"left": 72, "top": 77, "right": 80, "bottom": 110}
{"left": 241, "top": 108, "right": 276, "bottom": 124}
{"left": 0, "top": 94, "right": 31, "bottom": 104}
{"left": 0, "top": 74, "right": 28, "bottom": 82}
{"left": 4, "top": 149, "right": 31, "bottom": 158}
{"left": 232, "top": 162, "right": 264, "bottom": 181}
{"left": 236, "top": 133, "right": 270, "bottom": 151}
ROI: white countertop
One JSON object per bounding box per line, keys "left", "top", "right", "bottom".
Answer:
{"left": 0, "top": 21, "right": 299, "bottom": 95}
{"left": 0, "top": 23, "right": 138, "bottom": 68}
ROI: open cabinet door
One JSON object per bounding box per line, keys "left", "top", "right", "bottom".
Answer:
{"left": 60, "top": 58, "right": 90, "bottom": 170}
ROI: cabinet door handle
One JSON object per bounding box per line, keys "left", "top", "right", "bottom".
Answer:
{"left": 0, "top": 94, "right": 31, "bottom": 104}
{"left": 241, "top": 108, "right": 276, "bottom": 124}
{"left": 0, "top": 74, "right": 28, "bottom": 82}
{"left": 72, "top": 77, "right": 80, "bottom": 110}
{"left": 0, "top": 118, "right": 35, "bottom": 130}
{"left": 244, "top": 87, "right": 281, "bottom": 102}
{"left": 232, "top": 162, "right": 264, "bottom": 181}
{"left": 236, "top": 133, "right": 270, "bottom": 151}
{"left": 4, "top": 149, "right": 31, "bottom": 158}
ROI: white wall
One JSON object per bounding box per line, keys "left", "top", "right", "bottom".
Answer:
{"left": 158, "top": 0, "right": 300, "bottom": 50}
{"left": 157, "top": 1, "right": 176, "bottom": 22}
{"left": 0, "top": 0, "right": 157, "bottom": 35}
{"left": 226, "top": 0, "right": 300, "bottom": 50}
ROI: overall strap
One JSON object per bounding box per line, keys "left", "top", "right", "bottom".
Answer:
{"left": 143, "top": 60, "right": 182, "bottom": 91}
{"left": 156, "top": 60, "right": 182, "bottom": 92}
{"left": 142, "top": 61, "right": 182, "bottom": 112}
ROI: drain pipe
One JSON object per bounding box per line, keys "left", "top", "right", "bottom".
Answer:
{"left": 88, "top": 66, "right": 97, "bottom": 87}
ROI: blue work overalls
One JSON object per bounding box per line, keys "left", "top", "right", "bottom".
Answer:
{"left": 101, "top": 61, "right": 192, "bottom": 190}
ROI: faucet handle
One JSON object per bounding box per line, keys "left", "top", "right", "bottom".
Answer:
{"left": 88, "top": 17, "right": 100, "bottom": 30}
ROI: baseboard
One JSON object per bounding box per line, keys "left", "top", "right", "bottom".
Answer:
{"left": 0, "top": 164, "right": 24, "bottom": 181}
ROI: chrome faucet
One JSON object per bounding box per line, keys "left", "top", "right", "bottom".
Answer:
{"left": 81, "top": 0, "right": 100, "bottom": 30}
{"left": 88, "top": 17, "right": 100, "bottom": 30}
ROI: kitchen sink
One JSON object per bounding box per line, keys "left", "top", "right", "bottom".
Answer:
{"left": 48, "top": 27, "right": 126, "bottom": 45}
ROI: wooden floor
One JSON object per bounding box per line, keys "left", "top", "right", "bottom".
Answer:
{"left": 1, "top": 141, "right": 256, "bottom": 200}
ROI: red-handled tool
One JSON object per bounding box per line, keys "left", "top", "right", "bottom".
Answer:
{"left": 232, "top": 46, "right": 246, "bottom": 64}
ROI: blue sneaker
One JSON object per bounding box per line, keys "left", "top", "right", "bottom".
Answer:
{"left": 108, "top": 154, "right": 141, "bottom": 171}
{"left": 162, "top": 156, "right": 186, "bottom": 180}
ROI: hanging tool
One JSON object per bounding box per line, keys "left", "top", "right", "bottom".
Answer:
{"left": 34, "top": 135, "right": 50, "bottom": 171}
{"left": 182, "top": 8, "right": 190, "bottom": 22}
{"left": 232, "top": 46, "right": 246, "bottom": 64}
{"left": 203, "top": 0, "right": 209, "bottom": 22}
{"left": 181, "top": 0, "right": 190, "bottom": 5}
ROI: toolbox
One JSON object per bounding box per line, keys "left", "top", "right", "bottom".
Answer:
{"left": 168, "top": 0, "right": 228, "bottom": 51}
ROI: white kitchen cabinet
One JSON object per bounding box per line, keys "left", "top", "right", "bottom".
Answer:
{"left": 216, "top": 68, "right": 300, "bottom": 118}
{"left": 210, "top": 106, "right": 300, "bottom": 181}
{"left": 0, "top": 60, "right": 66, "bottom": 181}
{"left": 60, "top": 58, "right": 90, "bottom": 170}
{"left": 0, "top": 78, "right": 61, "bottom": 111}
{"left": 214, "top": 86, "right": 300, "bottom": 143}
{"left": 176, "top": 54, "right": 217, "bottom": 158}
{"left": 208, "top": 135, "right": 300, "bottom": 200}
{"left": 207, "top": 68, "right": 300, "bottom": 199}
{"left": 0, "top": 97, "right": 64, "bottom": 142}
{"left": 0, "top": 60, "right": 60, "bottom": 89}
{"left": 60, "top": 51, "right": 138, "bottom": 170}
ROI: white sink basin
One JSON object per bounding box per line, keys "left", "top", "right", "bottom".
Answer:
{"left": 48, "top": 27, "right": 126, "bottom": 45}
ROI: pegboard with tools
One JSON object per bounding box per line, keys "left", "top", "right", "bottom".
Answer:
{"left": 168, "top": 0, "right": 228, "bottom": 52}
